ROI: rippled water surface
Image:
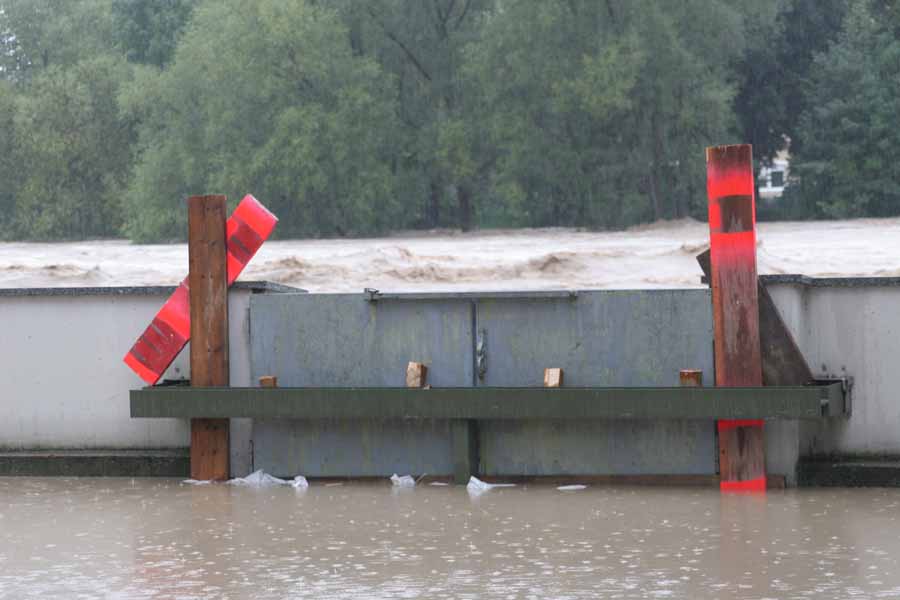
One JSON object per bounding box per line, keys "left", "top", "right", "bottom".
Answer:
{"left": 2, "top": 478, "right": 900, "bottom": 599}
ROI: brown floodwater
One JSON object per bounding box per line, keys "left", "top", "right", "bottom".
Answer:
{"left": 1, "top": 478, "right": 899, "bottom": 599}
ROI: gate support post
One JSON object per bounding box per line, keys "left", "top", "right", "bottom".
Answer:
{"left": 188, "top": 195, "right": 230, "bottom": 481}
{"left": 706, "top": 145, "right": 766, "bottom": 492}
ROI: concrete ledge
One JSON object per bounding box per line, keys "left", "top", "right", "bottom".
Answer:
{"left": 799, "top": 458, "right": 900, "bottom": 487}
{"left": 131, "top": 384, "right": 842, "bottom": 420}
{"left": 0, "top": 281, "right": 302, "bottom": 297}
{"left": 0, "top": 450, "right": 189, "bottom": 477}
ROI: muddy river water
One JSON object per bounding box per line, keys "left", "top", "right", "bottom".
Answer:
{"left": 2, "top": 478, "right": 899, "bottom": 599}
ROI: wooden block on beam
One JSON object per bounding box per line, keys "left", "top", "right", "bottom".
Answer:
{"left": 259, "top": 375, "right": 278, "bottom": 388}
{"left": 543, "top": 368, "right": 564, "bottom": 388}
{"left": 188, "top": 194, "right": 230, "bottom": 481}
{"left": 406, "top": 362, "right": 428, "bottom": 388}
{"left": 680, "top": 370, "right": 702, "bottom": 387}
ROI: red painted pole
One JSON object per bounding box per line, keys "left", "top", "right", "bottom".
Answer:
{"left": 706, "top": 144, "right": 766, "bottom": 493}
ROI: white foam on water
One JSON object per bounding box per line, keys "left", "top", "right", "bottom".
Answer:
{"left": 225, "top": 470, "right": 308, "bottom": 487}
{"left": 390, "top": 474, "right": 416, "bottom": 488}
{"left": 466, "top": 476, "right": 516, "bottom": 494}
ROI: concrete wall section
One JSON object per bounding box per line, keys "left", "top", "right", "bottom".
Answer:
{"left": 767, "top": 281, "right": 900, "bottom": 456}
{"left": 0, "top": 285, "right": 275, "bottom": 466}
{"left": 0, "top": 292, "right": 189, "bottom": 449}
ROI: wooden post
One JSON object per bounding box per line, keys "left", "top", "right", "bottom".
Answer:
{"left": 706, "top": 144, "right": 766, "bottom": 492}
{"left": 188, "top": 195, "right": 230, "bottom": 481}
{"left": 680, "top": 369, "right": 702, "bottom": 387}
{"left": 543, "top": 368, "right": 564, "bottom": 388}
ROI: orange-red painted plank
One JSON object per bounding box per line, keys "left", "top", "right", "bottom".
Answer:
{"left": 124, "top": 195, "right": 277, "bottom": 384}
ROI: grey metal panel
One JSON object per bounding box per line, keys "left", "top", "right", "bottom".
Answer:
{"left": 249, "top": 293, "right": 473, "bottom": 476}
{"left": 479, "top": 420, "right": 714, "bottom": 475}
{"left": 245, "top": 290, "right": 718, "bottom": 477}
{"left": 474, "top": 290, "right": 716, "bottom": 475}
{"left": 253, "top": 419, "right": 453, "bottom": 478}
{"left": 475, "top": 290, "right": 713, "bottom": 387}
{"left": 250, "top": 293, "right": 473, "bottom": 386}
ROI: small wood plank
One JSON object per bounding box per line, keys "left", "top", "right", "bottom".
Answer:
{"left": 543, "top": 368, "right": 564, "bottom": 388}
{"left": 259, "top": 375, "right": 278, "bottom": 388}
{"left": 680, "top": 369, "right": 702, "bottom": 387}
{"left": 188, "top": 194, "right": 230, "bottom": 481}
{"left": 706, "top": 144, "right": 765, "bottom": 492}
{"left": 406, "top": 362, "right": 428, "bottom": 388}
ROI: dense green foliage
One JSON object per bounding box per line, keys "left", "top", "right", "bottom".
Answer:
{"left": 0, "top": 0, "right": 894, "bottom": 241}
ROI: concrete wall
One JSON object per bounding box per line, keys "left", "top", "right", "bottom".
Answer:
{"left": 0, "top": 284, "right": 291, "bottom": 475}
{"left": 766, "top": 278, "right": 900, "bottom": 457}
{"left": 2, "top": 277, "right": 895, "bottom": 482}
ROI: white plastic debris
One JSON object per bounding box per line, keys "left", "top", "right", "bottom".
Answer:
{"left": 428, "top": 482, "right": 450, "bottom": 487}
{"left": 557, "top": 484, "right": 588, "bottom": 491}
{"left": 227, "top": 469, "right": 290, "bottom": 487}
{"left": 390, "top": 474, "right": 416, "bottom": 488}
{"left": 466, "top": 476, "right": 516, "bottom": 494}
{"left": 291, "top": 475, "right": 309, "bottom": 489}
{"left": 182, "top": 479, "right": 212, "bottom": 485}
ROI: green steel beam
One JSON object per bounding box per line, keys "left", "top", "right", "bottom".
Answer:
{"left": 131, "top": 383, "right": 842, "bottom": 420}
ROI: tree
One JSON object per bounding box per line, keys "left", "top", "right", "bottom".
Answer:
{"left": 0, "top": 80, "right": 19, "bottom": 233}
{"left": 0, "top": 0, "right": 116, "bottom": 81}
{"left": 732, "top": 0, "right": 848, "bottom": 165}
{"left": 468, "top": 0, "right": 741, "bottom": 228}
{"left": 110, "top": 0, "right": 197, "bottom": 67}
{"left": 123, "top": 0, "right": 400, "bottom": 241}
{"left": 336, "top": 0, "right": 495, "bottom": 230}
{"left": 11, "top": 56, "right": 134, "bottom": 239}
{"left": 786, "top": 1, "right": 900, "bottom": 218}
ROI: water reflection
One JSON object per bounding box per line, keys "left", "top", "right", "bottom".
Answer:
{"left": 1, "top": 478, "right": 899, "bottom": 598}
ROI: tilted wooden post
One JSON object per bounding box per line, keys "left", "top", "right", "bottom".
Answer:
{"left": 188, "top": 195, "right": 230, "bottom": 481}
{"left": 706, "top": 144, "right": 766, "bottom": 492}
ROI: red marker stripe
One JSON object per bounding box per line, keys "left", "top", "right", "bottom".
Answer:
{"left": 124, "top": 195, "right": 277, "bottom": 384}
{"left": 717, "top": 419, "right": 764, "bottom": 431}
{"left": 719, "top": 476, "right": 767, "bottom": 493}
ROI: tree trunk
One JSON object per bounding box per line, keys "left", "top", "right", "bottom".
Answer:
{"left": 648, "top": 172, "right": 661, "bottom": 221}
{"left": 428, "top": 179, "right": 441, "bottom": 228}
{"left": 457, "top": 184, "right": 473, "bottom": 232}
